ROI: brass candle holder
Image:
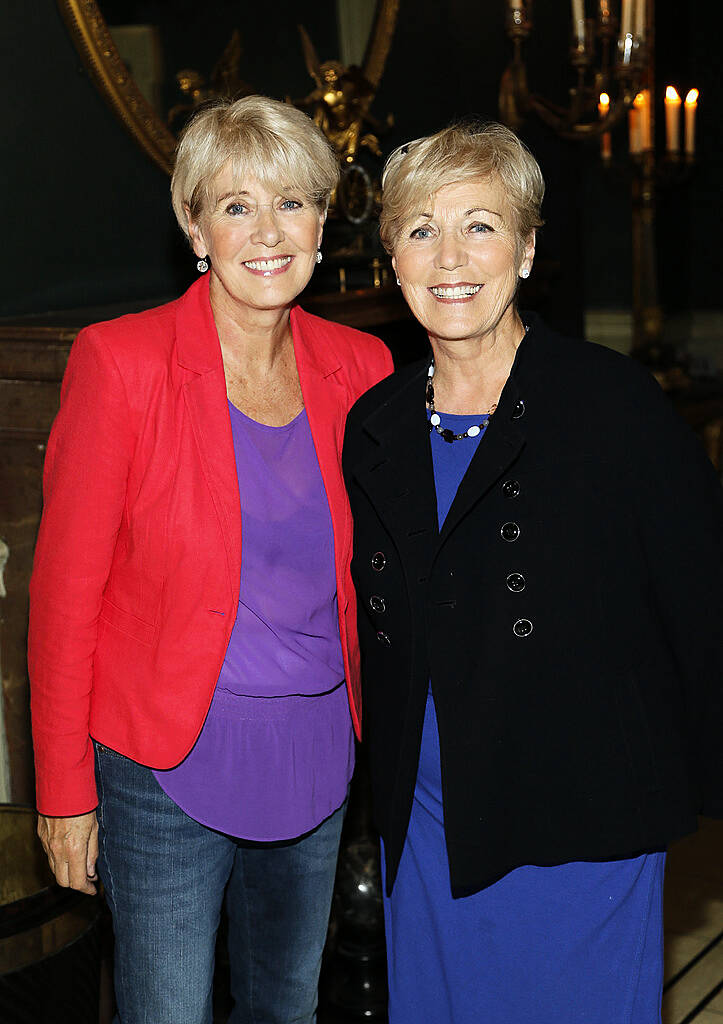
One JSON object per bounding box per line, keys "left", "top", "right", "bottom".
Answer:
{"left": 500, "top": 1, "right": 699, "bottom": 363}
{"left": 499, "top": 1, "right": 646, "bottom": 141}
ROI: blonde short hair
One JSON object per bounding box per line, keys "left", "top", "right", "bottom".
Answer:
{"left": 380, "top": 121, "right": 545, "bottom": 254}
{"left": 171, "top": 95, "right": 340, "bottom": 241}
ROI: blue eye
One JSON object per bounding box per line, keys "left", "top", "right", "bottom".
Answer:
{"left": 280, "top": 199, "right": 303, "bottom": 210}
{"left": 410, "top": 226, "right": 432, "bottom": 239}
{"left": 470, "top": 222, "right": 493, "bottom": 233}
{"left": 226, "top": 202, "right": 247, "bottom": 216}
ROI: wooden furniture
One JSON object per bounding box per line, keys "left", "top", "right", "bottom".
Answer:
{"left": 0, "top": 804, "right": 101, "bottom": 1021}
{"left": 0, "top": 324, "right": 80, "bottom": 804}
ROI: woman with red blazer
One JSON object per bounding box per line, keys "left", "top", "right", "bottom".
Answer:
{"left": 29, "top": 96, "right": 392, "bottom": 1024}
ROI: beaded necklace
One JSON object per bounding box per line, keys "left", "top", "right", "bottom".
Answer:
{"left": 425, "top": 323, "right": 529, "bottom": 442}
{"left": 425, "top": 362, "right": 495, "bottom": 443}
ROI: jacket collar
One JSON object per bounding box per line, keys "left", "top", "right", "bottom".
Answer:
{"left": 353, "top": 320, "right": 536, "bottom": 549}
{"left": 290, "top": 305, "right": 343, "bottom": 380}
{"left": 175, "top": 275, "right": 223, "bottom": 374}
{"left": 360, "top": 314, "right": 538, "bottom": 443}
{"left": 174, "top": 276, "right": 342, "bottom": 380}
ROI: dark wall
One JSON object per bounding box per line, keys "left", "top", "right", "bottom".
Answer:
{"left": 2, "top": 2, "right": 720, "bottom": 323}
{"left": 100, "top": 0, "right": 339, "bottom": 109}
{"left": 4, "top": 1, "right": 192, "bottom": 317}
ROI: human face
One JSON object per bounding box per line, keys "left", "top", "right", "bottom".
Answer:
{"left": 392, "top": 178, "right": 534, "bottom": 346}
{"left": 188, "top": 168, "right": 325, "bottom": 316}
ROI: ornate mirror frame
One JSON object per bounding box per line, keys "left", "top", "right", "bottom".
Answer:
{"left": 57, "top": 0, "right": 400, "bottom": 176}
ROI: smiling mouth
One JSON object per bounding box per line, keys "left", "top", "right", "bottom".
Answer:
{"left": 242, "top": 256, "right": 294, "bottom": 275}
{"left": 429, "top": 284, "right": 482, "bottom": 300}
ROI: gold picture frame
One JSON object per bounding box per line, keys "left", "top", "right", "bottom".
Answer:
{"left": 56, "top": 0, "right": 400, "bottom": 177}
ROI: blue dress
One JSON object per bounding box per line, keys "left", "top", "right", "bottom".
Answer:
{"left": 381, "top": 410, "right": 665, "bottom": 1024}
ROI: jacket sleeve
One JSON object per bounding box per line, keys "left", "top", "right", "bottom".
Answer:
{"left": 628, "top": 368, "right": 723, "bottom": 818}
{"left": 29, "top": 327, "right": 136, "bottom": 816}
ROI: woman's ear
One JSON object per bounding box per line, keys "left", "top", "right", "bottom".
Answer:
{"left": 526, "top": 229, "right": 537, "bottom": 264}
{"left": 185, "top": 204, "right": 207, "bottom": 258}
{"left": 317, "top": 208, "right": 327, "bottom": 249}
{"left": 519, "top": 230, "right": 536, "bottom": 277}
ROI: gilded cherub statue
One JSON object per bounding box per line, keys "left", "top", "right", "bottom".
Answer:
{"left": 294, "top": 25, "right": 392, "bottom": 165}
{"left": 168, "top": 30, "right": 253, "bottom": 134}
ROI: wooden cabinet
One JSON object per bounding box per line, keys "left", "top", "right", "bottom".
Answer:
{"left": 0, "top": 325, "right": 77, "bottom": 802}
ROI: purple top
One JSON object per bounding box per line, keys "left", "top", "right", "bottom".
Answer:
{"left": 153, "top": 402, "right": 354, "bottom": 840}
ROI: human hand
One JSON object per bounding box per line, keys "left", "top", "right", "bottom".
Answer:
{"left": 37, "top": 810, "right": 99, "bottom": 895}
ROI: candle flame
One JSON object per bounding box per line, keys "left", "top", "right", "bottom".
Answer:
{"left": 685, "top": 88, "right": 699, "bottom": 105}
{"left": 665, "top": 85, "right": 681, "bottom": 102}
{"left": 599, "top": 93, "right": 610, "bottom": 107}
{"left": 633, "top": 93, "right": 645, "bottom": 109}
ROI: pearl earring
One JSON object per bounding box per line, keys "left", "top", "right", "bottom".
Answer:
{"left": 197, "top": 256, "right": 209, "bottom": 273}
{"left": 396, "top": 277, "right": 401, "bottom": 286}
{"left": 520, "top": 267, "right": 530, "bottom": 279}
{"left": 316, "top": 250, "right": 323, "bottom": 264}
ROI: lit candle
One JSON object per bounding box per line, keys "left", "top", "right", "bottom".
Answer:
{"left": 636, "top": 89, "right": 652, "bottom": 149}
{"left": 598, "top": 0, "right": 611, "bottom": 22}
{"left": 572, "top": 0, "right": 585, "bottom": 46}
{"left": 598, "top": 92, "right": 612, "bottom": 159}
{"left": 664, "top": 85, "right": 682, "bottom": 152}
{"left": 684, "top": 88, "right": 698, "bottom": 156}
{"left": 634, "top": 0, "right": 645, "bottom": 41}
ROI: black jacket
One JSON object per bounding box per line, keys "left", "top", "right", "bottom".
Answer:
{"left": 342, "top": 314, "right": 723, "bottom": 896}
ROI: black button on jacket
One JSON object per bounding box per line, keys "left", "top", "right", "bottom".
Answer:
{"left": 342, "top": 314, "right": 723, "bottom": 897}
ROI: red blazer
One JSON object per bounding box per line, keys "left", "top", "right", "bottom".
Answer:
{"left": 29, "top": 277, "right": 393, "bottom": 816}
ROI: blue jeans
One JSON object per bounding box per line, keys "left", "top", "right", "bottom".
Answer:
{"left": 94, "top": 742, "right": 344, "bottom": 1024}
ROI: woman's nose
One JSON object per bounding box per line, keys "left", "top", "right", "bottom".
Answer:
{"left": 250, "top": 206, "right": 283, "bottom": 246}
{"left": 434, "top": 231, "right": 467, "bottom": 272}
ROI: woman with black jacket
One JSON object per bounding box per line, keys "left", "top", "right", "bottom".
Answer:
{"left": 342, "top": 121, "right": 723, "bottom": 1024}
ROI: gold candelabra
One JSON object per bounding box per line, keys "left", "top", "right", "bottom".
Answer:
{"left": 500, "top": 0, "right": 700, "bottom": 361}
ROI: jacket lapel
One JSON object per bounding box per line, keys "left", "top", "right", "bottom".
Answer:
{"left": 353, "top": 363, "right": 439, "bottom": 559}
{"left": 352, "top": 339, "right": 530, "bottom": 558}
{"left": 438, "top": 371, "right": 526, "bottom": 545}
{"left": 290, "top": 307, "right": 351, "bottom": 588}
{"left": 176, "top": 278, "right": 242, "bottom": 600}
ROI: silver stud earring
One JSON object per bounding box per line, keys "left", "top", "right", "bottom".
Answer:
{"left": 316, "top": 250, "right": 323, "bottom": 264}
{"left": 520, "top": 267, "right": 530, "bottom": 279}
{"left": 396, "top": 277, "right": 401, "bottom": 286}
{"left": 197, "top": 256, "right": 209, "bottom": 273}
